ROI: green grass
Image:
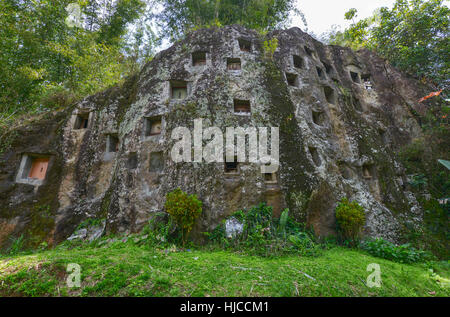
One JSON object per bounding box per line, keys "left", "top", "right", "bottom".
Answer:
{"left": 0, "top": 241, "right": 448, "bottom": 297}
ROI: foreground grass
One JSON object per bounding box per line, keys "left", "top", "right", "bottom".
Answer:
{"left": 0, "top": 242, "right": 448, "bottom": 297}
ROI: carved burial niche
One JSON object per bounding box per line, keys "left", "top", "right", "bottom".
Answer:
{"left": 227, "top": 58, "right": 241, "bottom": 70}
{"left": 192, "top": 51, "right": 207, "bottom": 66}
{"left": 286, "top": 73, "right": 298, "bottom": 87}
{"left": 363, "top": 163, "right": 375, "bottom": 179}
{"left": 316, "top": 67, "right": 325, "bottom": 79}
{"left": 308, "top": 147, "right": 321, "bottom": 166}
{"left": 17, "top": 154, "right": 50, "bottom": 183}
{"left": 149, "top": 151, "right": 164, "bottom": 173}
{"left": 145, "top": 116, "right": 162, "bottom": 136}
{"left": 225, "top": 156, "right": 239, "bottom": 174}
{"left": 312, "top": 110, "right": 326, "bottom": 126}
{"left": 106, "top": 134, "right": 119, "bottom": 153}
{"left": 74, "top": 113, "right": 89, "bottom": 129}
{"left": 238, "top": 38, "right": 251, "bottom": 52}
{"left": 170, "top": 80, "right": 188, "bottom": 100}
{"left": 350, "top": 71, "right": 360, "bottom": 83}
{"left": 323, "top": 86, "right": 336, "bottom": 104}
{"left": 304, "top": 46, "right": 314, "bottom": 57}
{"left": 264, "top": 172, "right": 277, "bottom": 184}
{"left": 293, "top": 55, "right": 304, "bottom": 69}
{"left": 322, "top": 61, "right": 333, "bottom": 74}
{"left": 233, "top": 99, "right": 251, "bottom": 115}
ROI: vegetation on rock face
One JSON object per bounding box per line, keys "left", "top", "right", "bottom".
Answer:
{"left": 164, "top": 188, "right": 203, "bottom": 246}
{"left": 335, "top": 198, "right": 366, "bottom": 246}
{"left": 325, "top": 0, "right": 449, "bottom": 87}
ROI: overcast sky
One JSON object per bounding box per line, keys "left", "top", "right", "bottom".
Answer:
{"left": 291, "top": 0, "right": 397, "bottom": 36}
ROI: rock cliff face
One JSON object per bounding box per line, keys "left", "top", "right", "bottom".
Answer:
{"left": 0, "top": 25, "right": 433, "bottom": 248}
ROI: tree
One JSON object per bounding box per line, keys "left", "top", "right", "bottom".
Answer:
{"left": 154, "top": 0, "right": 300, "bottom": 40}
{"left": 326, "top": 0, "right": 449, "bottom": 87}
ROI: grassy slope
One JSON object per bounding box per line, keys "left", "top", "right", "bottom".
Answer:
{"left": 1, "top": 242, "right": 449, "bottom": 297}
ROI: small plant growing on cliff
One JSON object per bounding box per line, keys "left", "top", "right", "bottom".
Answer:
{"left": 164, "top": 188, "right": 202, "bottom": 247}
{"left": 335, "top": 198, "right": 366, "bottom": 246}
{"left": 263, "top": 38, "right": 278, "bottom": 59}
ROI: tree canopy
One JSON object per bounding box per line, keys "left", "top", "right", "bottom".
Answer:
{"left": 326, "top": 0, "right": 449, "bottom": 87}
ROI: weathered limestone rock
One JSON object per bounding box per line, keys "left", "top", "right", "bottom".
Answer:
{"left": 0, "top": 25, "right": 435, "bottom": 249}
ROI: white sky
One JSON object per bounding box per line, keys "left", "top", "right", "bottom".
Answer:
{"left": 291, "top": 0, "right": 397, "bottom": 36}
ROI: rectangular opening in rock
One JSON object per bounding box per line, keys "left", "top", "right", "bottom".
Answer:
{"left": 170, "top": 80, "right": 188, "bottom": 100}
{"left": 312, "top": 110, "right": 325, "bottom": 126}
{"left": 323, "top": 61, "right": 333, "bottom": 74}
{"left": 233, "top": 99, "right": 251, "bottom": 115}
{"left": 145, "top": 116, "right": 162, "bottom": 136}
{"left": 293, "top": 55, "right": 304, "bottom": 68}
{"left": 28, "top": 157, "right": 50, "bottom": 180}
{"left": 74, "top": 113, "right": 89, "bottom": 129}
{"left": 304, "top": 46, "right": 314, "bottom": 57}
{"left": 308, "top": 147, "right": 321, "bottom": 166}
{"left": 227, "top": 58, "right": 241, "bottom": 70}
{"left": 363, "top": 164, "right": 374, "bottom": 179}
{"left": 350, "top": 71, "right": 360, "bottom": 83}
{"left": 238, "top": 38, "right": 251, "bottom": 52}
{"left": 264, "top": 172, "right": 277, "bottom": 183}
{"left": 323, "top": 86, "right": 336, "bottom": 104}
{"left": 149, "top": 151, "right": 164, "bottom": 173}
{"left": 286, "top": 73, "right": 298, "bottom": 87}
{"left": 192, "top": 51, "right": 207, "bottom": 66}
{"left": 127, "top": 152, "right": 138, "bottom": 169}
{"left": 106, "top": 134, "right": 119, "bottom": 153}
{"left": 225, "top": 156, "right": 239, "bottom": 173}
{"left": 18, "top": 154, "right": 50, "bottom": 182}
{"left": 316, "top": 67, "right": 324, "bottom": 79}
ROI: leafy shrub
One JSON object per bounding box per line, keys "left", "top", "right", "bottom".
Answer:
{"left": 361, "top": 238, "right": 434, "bottom": 264}
{"left": 164, "top": 188, "right": 202, "bottom": 246}
{"left": 335, "top": 198, "right": 366, "bottom": 246}
{"left": 8, "top": 235, "right": 25, "bottom": 255}
{"left": 207, "top": 203, "right": 320, "bottom": 257}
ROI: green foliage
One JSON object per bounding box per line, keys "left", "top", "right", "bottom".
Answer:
{"left": 262, "top": 37, "right": 278, "bottom": 59}
{"left": 8, "top": 235, "right": 25, "bottom": 256}
{"left": 0, "top": 0, "right": 152, "bottom": 118}
{"left": 335, "top": 198, "right": 366, "bottom": 246}
{"left": 361, "top": 237, "right": 434, "bottom": 264}
{"left": 208, "top": 203, "right": 320, "bottom": 257}
{"left": 326, "top": 0, "right": 449, "bottom": 86}
{"left": 164, "top": 188, "right": 203, "bottom": 246}
{"left": 155, "top": 0, "right": 300, "bottom": 40}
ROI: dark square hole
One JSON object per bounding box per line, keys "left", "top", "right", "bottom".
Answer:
{"left": 293, "top": 55, "right": 304, "bottom": 68}
{"left": 170, "top": 80, "right": 188, "bottom": 100}
{"left": 304, "top": 46, "right": 314, "bottom": 57}
{"left": 227, "top": 58, "right": 241, "bottom": 70}
{"left": 192, "top": 51, "right": 207, "bottom": 66}
{"left": 74, "top": 113, "right": 89, "bottom": 129}
{"left": 145, "top": 116, "right": 162, "bottom": 136}
{"left": 234, "top": 99, "right": 251, "bottom": 114}
{"left": 308, "top": 147, "right": 321, "bottom": 166}
{"left": 316, "top": 67, "right": 324, "bottom": 79}
{"left": 106, "top": 135, "right": 119, "bottom": 153}
{"left": 286, "top": 73, "right": 298, "bottom": 87}
{"left": 323, "top": 86, "right": 336, "bottom": 104}
{"left": 149, "top": 151, "right": 164, "bottom": 173}
{"left": 225, "top": 156, "right": 239, "bottom": 173}
{"left": 127, "top": 152, "right": 138, "bottom": 169}
{"left": 312, "top": 110, "right": 325, "bottom": 126}
{"left": 264, "top": 172, "right": 277, "bottom": 183}
{"left": 350, "top": 71, "right": 360, "bottom": 83}
{"left": 238, "top": 38, "right": 251, "bottom": 52}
